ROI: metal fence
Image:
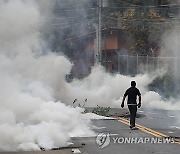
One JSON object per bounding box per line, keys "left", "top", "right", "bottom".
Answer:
{"left": 113, "top": 54, "right": 179, "bottom": 76}
{"left": 68, "top": 51, "right": 180, "bottom": 79}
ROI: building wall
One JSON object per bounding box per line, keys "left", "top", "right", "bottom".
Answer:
{"left": 103, "top": 35, "right": 118, "bottom": 50}
{"left": 83, "top": 30, "right": 127, "bottom": 52}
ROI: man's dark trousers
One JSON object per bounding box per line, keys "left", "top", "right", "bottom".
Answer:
{"left": 128, "top": 105, "right": 137, "bottom": 127}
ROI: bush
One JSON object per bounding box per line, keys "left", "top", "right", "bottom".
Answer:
{"left": 148, "top": 74, "right": 175, "bottom": 98}
{"left": 92, "top": 105, "right": 111, "bottom": 116}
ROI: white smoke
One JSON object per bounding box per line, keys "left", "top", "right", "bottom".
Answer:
{"left": 66, "top": 65, "right": 152, "bottom": 107}
{"left": 0, "top": 0, "right": 180, "bottom": 152}
{"left": 66, "top": 65, "right": 180, "bottom": 110}
{"left": 0, "top": 0, "right": 94, "bottom": 151}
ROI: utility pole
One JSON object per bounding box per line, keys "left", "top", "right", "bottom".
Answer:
{"left": 98, "top": 0, "right": 102, "bottom": 64}
{"left": 95, "top": 0, "right": 102, "bottom": 64}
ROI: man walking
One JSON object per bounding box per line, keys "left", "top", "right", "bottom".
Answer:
{"left": 121, "top": 81, "right": 141, "bottom": 130}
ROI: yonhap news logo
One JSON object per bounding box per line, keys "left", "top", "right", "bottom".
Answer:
{"left": 96, "top": 132, "right": 110, "bottom": 148}
{"left": 96, "top": 133, "right": 176, "bottom": 148}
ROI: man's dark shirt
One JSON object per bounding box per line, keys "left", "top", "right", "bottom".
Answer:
{"left": 124, "top": 86, "right": 141, "bottom": 104}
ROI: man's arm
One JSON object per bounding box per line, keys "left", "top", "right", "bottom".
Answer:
{"left": 121, "top": 89, "right": 128, "bottom": 108}
{"left": 137, "top": 95, "right": 141, "bottom": 108}
{"left": 121, "top": 95, "right": 126, "bottom": 108}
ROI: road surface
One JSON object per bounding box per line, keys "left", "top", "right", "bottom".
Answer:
{"left": 72, "top": 108, "right": 180, "bottom": 154}
{"left": 0, "top": 108, "right": 179, "bottom": 154}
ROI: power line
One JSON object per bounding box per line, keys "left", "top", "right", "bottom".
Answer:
{"left": 103, "top": 0, "right": 139, "bottom": 7}
{"left": 51, "top": 18, "right": 95, "bottom": 26}
{"left": 56, "top": 1, "right": 91, "bottom": 9}
{"left": 103, "top": 6, "right": 180, "bottom": 10}
{"left": 102, "top": 15, "right": 180, "bottom": 21}
{"left": 39, "top": 0, "right": 89, "bottom": 8}
{"left": 42, "top": 13, "right": 96, "bottom": 20}
{"left": 103, "top": 0, "right": 180, "bottom": 7}
{"left": 47, "top": 6, "right": 180, "bottom": 13}
{"left": 63, "top": 31, "right": 95, "bottom": 42}
{"left": 53, "top": 7, "right": 96, "bottom": 12}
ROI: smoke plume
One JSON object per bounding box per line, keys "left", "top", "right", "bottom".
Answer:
{"left": 0, "top": 0, "right": 94, "bottom": 151}
{"left": 0, "top": 0, "right": 180, "bottom": 152}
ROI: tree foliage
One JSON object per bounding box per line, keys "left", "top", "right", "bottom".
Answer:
{"left": 102, "top": 0, "right": 176, "bottom": 55}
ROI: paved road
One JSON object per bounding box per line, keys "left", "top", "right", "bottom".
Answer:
{"left": 0, "top": 108, "right": 179, "bottom": 154}
{"left": 72, "top": 108, "right": 180, "bottom": 154}
{"left": 136, "top": 109, "right": 180, "bottom": 138}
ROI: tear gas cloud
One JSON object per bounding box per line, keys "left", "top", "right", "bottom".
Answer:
{"left": 0, "top": 0, "right": 94, "bottom": 151}
{"left": 0, "top": 0, "right": 180, "bottom": 152}
{"left": 67, "top": 66, "right": 180, "bottom": 110}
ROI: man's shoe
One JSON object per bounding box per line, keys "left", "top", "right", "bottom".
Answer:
{"left": 131, "top": 127, "right": 138, "bottom": 130}
{"left": 130, "top": 125, "right": 133, "bottom": 129}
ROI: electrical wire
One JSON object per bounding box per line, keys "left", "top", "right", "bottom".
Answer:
{"left": 41, "top": 12, "right": 96, "bottom": 20}
{"left": 51, "top": 18, "right": 95, "bottom": 26}
{"left": 63, "top": 31, "right": 96, "bottom": 42}
{"left": 103, "top": 0, "right": 139, "bottom": 7}
{"left": 38, "top": 0, "right": 89, "bottom": 8}
{"left": 102, "top": 15, "right": 180, "bottom": 21}
{"left": 103, "top": 0, "right": 180, "bottom": 7}
{"left": 103, "top": 6, "right": 180, "bottom": 10}
{"left": 40, "top": 6, "right": 180, "bottom": 13}
{"left": 53, "top": 7, "right": 96, "bottom": 12}
{"left": 56, "top": 0, "right": 92, "bottom": 9}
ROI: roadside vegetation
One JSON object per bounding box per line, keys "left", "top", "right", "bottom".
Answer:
{"left": 148, "top": 73, "right": 177, "bottom": 99}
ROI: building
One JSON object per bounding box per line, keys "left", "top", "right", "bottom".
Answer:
{"left": 65, "top": 27, "right": 130, "bottom": 78}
